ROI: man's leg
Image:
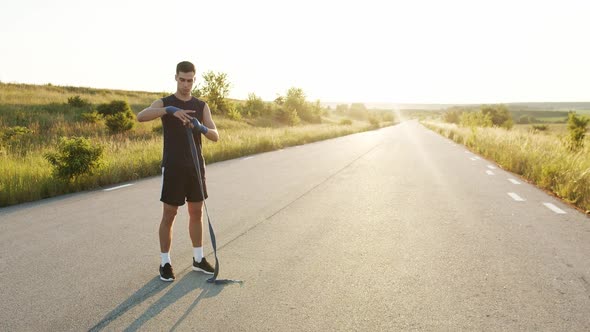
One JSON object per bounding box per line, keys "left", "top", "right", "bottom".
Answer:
{"left": 188, "top": 201, "right": 214, "bottom": 274}
{"left": 159, "top": 202, "right": 179, "bottom": 281}
{"left": 187, "top": 201, "right": 204, "bottom": 248}
{"left": 160, "top": 202, "right": 179, "bottom": 254}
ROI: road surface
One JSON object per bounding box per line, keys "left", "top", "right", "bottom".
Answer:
{"left": 1, "top": 121, "right": 589, "bottom": 331}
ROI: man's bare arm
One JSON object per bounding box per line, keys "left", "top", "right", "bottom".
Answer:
{"left": 137, "top": 99, "right": 195, "bottom": 124}
{"left": 201, "top": 103, "right": 219, "bottom": 142}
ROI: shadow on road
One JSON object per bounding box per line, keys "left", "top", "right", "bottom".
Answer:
{"left": 89, "top": 272, "right": 235, "bottom": 331}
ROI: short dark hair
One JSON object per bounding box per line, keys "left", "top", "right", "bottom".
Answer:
{"left": 176, "top": 61, "right": 195, "bottom": 74}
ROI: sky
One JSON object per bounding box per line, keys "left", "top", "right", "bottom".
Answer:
{"left": 1, "top": 0, "right": 589, "bottom": 104}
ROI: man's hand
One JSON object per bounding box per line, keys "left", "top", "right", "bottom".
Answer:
{"left": 189, "top": 117, "right": 209, "bottom": 134}
{"left": 165, "top": 106, "right": 196, "bottom": 125}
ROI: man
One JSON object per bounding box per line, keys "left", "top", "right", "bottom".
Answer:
{"left": 137, "top": 61, "right": 219, "bottom": 282}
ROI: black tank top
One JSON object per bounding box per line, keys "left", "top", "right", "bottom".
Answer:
{"left": 161, "top": 94, "right": 206, "bottom": 169}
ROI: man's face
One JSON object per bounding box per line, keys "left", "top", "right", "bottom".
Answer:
{"left": 176, "top": 71, "right": 196, "bottom": 95}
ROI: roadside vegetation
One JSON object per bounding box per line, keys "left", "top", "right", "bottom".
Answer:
{"left": 423, "top": 105, "right": 590, "bottom": 213}
{"left": 0, "top": 76, "right": 395, "bottom": 207}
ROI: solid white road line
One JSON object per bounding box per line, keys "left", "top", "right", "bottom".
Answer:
{"left": 508, "top": 178, "right": 521, "bottom": 185}
{"left": 487, "top": 165, "right": 497, "bottom": 170}
{"left": 543, "top": 203, "right": 567, "bottom": 214}
{"left": 486, "top": 170, "right": 495, "bottom": 175}
{"left": 508, "top": 192, "right": 526, "bottom": 201}
{"left": 103, "top": 184, "right": 134, "bottom": 192}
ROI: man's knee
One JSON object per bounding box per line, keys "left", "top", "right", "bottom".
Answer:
{"left": 162, "top": 203, "right": 179, "bottom": 222}
{"left": 187, "top": 201, "right": 203, "bottom": 217}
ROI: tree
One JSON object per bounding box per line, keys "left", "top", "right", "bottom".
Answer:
{"left": 481, "top": 104, "right": 513, "bottom": 129}
{"left": 565, "top": 112, "right": 589, "bottom": 152}
{"left": 284, "top": 87, "right": 307, "bottom": 115}
{"left": 281, "top": 87, "right": 322, "bottom": 123}
{"left": 444, "top": 109, "right": 463, "bottom": 124}
{"left": 194, "top": 71, "right": 231, "bottom": 114}
{"left": 274, "top": 95, "right": 284, "bottom": 106}
{"left": 349, "top": 103, "right": 368, "bottom": 120}
{"left": 335, "top": 104, "right": 349, "bottom": 114}
{"left": 310, "top": 100, "right": 323, "bottom": 123}
{"left": 460, "top": 111, "right": 492, "bottom": 128}
{"left": 244, "top": 93, "right": 266, "bottom": 117}
{"left": 277, "top": 106, "right": 300, "bottom": 126}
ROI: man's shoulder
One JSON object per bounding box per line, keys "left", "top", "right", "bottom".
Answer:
{"left": 161, "top": 94, "right": 175, "bottom": 104}
{"left": 192, "top": 97, "right": 206, "bottom": 108}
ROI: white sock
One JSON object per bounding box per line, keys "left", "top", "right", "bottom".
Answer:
{"left": 193, "top": 247, "right": 203, "bottom": 263}
{"left": 161, "top": 252, "right": 171, "bottom": 267}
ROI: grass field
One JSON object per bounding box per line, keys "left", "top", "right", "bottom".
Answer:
{"left": 0, "top": 83, "right": 394, "bottom": 207}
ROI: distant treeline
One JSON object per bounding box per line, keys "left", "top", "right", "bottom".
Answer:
{"left": 510, "top": 110, "right": 570, "bottom": 124}
{"left": 505, "top": 102, "right": 590, "bottom": 111}
{"left": 346, "top": 105, "right": 586, "bottom": 125}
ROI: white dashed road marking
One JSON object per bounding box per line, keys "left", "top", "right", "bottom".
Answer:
{"left": 242, "top": 157, "right": 254, "bottom": 161}
{"left": 508, "top": 192, "right": 526, "bottom": 201}
{"left": 103, "top": 184, "right": 134, "bottom": 192}
{"left": 543, "top": 203, "right": 567, "bottom": 214}
{"left": 508, "top": 178, "right": 521, "bottom": 185}
{"left": 486, "top": 170, "right": 495, "bottom": 175}
{"left": 487, "top": 165, "right": 497, "bottom": 170}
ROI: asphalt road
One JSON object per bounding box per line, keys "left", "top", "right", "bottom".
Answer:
{"left": 1, "top": 120, "right": 589, "bottom": 331}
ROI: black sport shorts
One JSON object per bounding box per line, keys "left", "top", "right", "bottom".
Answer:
{"left": 160, "top": 165, "right": 208, "bottom": 206}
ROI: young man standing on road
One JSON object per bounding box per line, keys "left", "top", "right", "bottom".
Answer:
{"left": 137, "top": 61, "right": 219, "bottom": 282}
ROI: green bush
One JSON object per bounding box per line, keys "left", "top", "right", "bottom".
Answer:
{"left": 227, "top": 104, "right": 242, "bottom": 121}
{"left": 67, "top": 95, "right": 90, "bottom": 107}
{"left": 81, "top": 110, "right": 103, "bottom": 123}
{"left": 2, "top": 126, "right": 32, "bottom": 141}
{"left": 481, "top": 104, "right": 513, "bottom": 128}
{"left": 1, "top": 126, "right": 34, "bottom": 153}
{"left": 96, "top": 100, "right": 135, "bottom": 133}
{"left": 444, "top": 109, "right": 463, "bottom": 124}
{"left": 565, "top": 112, "right": 589, "bottom": 152}
{"left": 277, "top": 107, "right": 300, "bottom": 126}
{"left": 531, "top": 124, "right": 548, "bottom": 132}
{"left": 368, "top": 116, "right": 380, "bottom": 127}
{"left": 348, "top": 103, "right": 368, "bottom": 120}
{"left": 460, "top": 111, "right": 492, "bottom": 128}
{"left": 244, "top": 93, "right": 266, "bottom": 117}
{"left": 96, "top": 100, "right": 131, "bottom": 117}
{"left": 105, "top": 111, "right": 135, "bottom": 133}
{"left": 44, "top": 136, "right": 104, "bottom": 180}
{"left": 381, "top": 112, "right": 395, "bottom": 122}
